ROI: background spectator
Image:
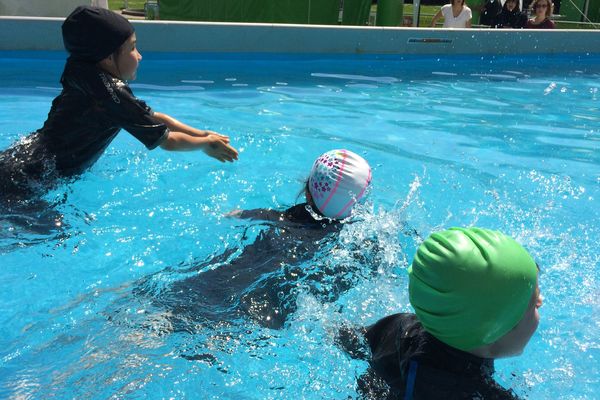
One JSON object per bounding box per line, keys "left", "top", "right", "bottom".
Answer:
{"left": 496, "top": 0, "right": 528, "bottom": 28}
{"left": 479, "top": 0, "right": 503, "bottom": 27}
{"left": 431, "top": 0, "right": 473, "bottom": 28}
{"left": 526, "top": 0, "right": 555, "bottom": 28}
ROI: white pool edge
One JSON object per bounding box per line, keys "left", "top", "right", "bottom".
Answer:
{"left": 1, "top": 17, "right": 599, "bottom": 56}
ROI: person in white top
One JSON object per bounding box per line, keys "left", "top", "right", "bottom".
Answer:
{"left": 431, "top": 0, "right": 473, "bottom": 28}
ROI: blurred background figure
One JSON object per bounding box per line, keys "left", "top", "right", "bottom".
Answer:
{"left": 496, "top": 0, "right": 528, "bottom": 28}
{"left": 479, "top": 0, "right": 503, "bottom": 27}
{"left": 431, "top": 0, "right": 473, "bottom": 28}
{"left": 526, "top": 0, "right": 555, "bottom": 28}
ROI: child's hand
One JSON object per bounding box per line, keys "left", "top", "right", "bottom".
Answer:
{"left": 205, "top": 130, "right": 230, "bottom": 143}
{"left": 224, "top": 209, "right": 243, "bottom": 218}
{"left": 202, "top": 135, "right": 238, "bottom": 163}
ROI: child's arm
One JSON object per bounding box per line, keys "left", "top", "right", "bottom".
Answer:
{"left": 152, "top": 112, "right": 229, "bottom": 140}
{"left": 152, "top": 112, "right": 238, "bottom": 162}
{"left": 159, "top": 131, "right": 238, "bottom": 163}
{"left": 226, "top": 208, "right": 285, "bottom": 222}
{"left": 72, "top": 66, "right": 239, "bottom": 163}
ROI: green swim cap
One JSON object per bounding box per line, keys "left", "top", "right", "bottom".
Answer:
{"left": 408, "top": 227, "right": 537, "bottom": 352}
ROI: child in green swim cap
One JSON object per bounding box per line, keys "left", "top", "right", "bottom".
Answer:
{"left": 345, "top": 227, "right": 542, "bottom": 399}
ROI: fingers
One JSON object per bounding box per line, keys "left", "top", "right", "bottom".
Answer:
{"left": 207, "top": 130, "right": 230, "bottom": 142}
{"left": 225, "top": 143, "right": 238, "bottom": 160}
{"left": 204, "top": 134, "right": 239, "bottom": 162}
{"left": 211, "top": 147, "right": 237, "bottom": 163}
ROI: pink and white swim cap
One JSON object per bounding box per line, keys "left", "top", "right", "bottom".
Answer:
{"left": 308, "top": 149, "right": 372, "bottom": 219}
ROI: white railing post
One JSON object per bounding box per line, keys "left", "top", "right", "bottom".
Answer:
{"left": 413, "top": 0, "right": 421, "bottom": 26}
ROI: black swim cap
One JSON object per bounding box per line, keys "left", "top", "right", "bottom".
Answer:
{"left": 62, "top": 6, "right": 134, "bottom": 63}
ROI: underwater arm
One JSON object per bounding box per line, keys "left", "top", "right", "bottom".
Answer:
{"left": 226, "top": 208, "right": 285, "bottom": 222}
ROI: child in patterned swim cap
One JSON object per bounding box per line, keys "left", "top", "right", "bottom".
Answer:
{"left": 307, "top": 149, "right": 372, "bottom": 219}
{"left": 228, "top": 148, "right": 372, "bottom": 222}
{"left": 161, "top": 149, "right": 372, "bottom": 329}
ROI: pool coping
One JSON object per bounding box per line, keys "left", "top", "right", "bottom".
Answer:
{"left": 1, "top": 16, "right": 600, "bottom": 56}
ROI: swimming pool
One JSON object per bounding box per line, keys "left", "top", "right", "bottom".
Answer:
{"left": 0, "top": 52, "right": 598, "bottom": 399}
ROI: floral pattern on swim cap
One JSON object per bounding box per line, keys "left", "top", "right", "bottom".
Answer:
{"left": 310, "top": 152, "right": 343, "bottom": 201}
{"left": 308, "top": 149, "right": 371, "bottom": 219}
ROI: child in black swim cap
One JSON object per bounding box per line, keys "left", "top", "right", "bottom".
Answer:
{"left": 0, "top": 6, "right": 238, "bottom": 203}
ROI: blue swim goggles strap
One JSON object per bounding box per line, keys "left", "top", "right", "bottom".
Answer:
{"left": 404, "top": 360, "right": 418, "bottom": 400}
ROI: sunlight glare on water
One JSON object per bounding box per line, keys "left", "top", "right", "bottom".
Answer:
{"left": 0, "top": 53, "right": 598, "bottom": 399}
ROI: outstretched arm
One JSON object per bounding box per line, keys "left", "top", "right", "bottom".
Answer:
{"left": 152, "top": 112, "right": 238, "bottom": 162}
{"left": 152, "top": 112, "right": 230, "bottom": 140}
{"left": 225, "top": 208, "right": 285, "bottom": 222}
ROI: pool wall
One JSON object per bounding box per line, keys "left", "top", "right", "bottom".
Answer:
{"left": 1, "top": 16, "right": 600, "bottom": 56}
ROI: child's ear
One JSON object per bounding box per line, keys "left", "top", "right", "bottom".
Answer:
{"left": 101, "top": 54, "right": 115, "bottom": 66}
{"left": 97, "top": 54, "right": 117, "bottom": 75}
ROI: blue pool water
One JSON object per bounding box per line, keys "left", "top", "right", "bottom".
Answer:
{"left": 0, "top": 52, "right": 599, "bottom": 399}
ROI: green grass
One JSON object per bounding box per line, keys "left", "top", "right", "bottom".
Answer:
{"left": 403, "top": 5, "right": 439, "bottom": 27}
{"left": 108, "top": 0, "right": 146, "bottom": 10}
{"left": 371, "top": 4, "right": 441, "bottom": 27}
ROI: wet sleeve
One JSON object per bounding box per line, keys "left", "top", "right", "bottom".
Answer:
{"left": 100, "top": 76, "right": 169, "bottom": 149}
{"left": 69, "top": 68, "right": 168, "bottom": 150}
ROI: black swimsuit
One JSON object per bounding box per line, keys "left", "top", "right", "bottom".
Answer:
{"left": 134, "top": 203, "right": 341, "bottom": 330}
{"left": 0, "top": 59, "right": 168, "bottom": 201}
{"left": 360, "top": 313, "right": 521, "bottom": 399}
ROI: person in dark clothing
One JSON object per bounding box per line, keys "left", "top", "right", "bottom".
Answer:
{"left": 526, "top": 0, "right": 556, "bottom": 28}
{"left": 339, "top": 227, "right": 542, "bottom": 399}
{"left": 0, "top": 6, "right": 238, "bottom": 206}
{"left": 133, "top": 149, "right": 373, "bottom": 330}
{"left": 495, "top": 0, "right": 528, "bottom": 28}
{"left": 479, "top": 0, "right": 503, "bottom": 26}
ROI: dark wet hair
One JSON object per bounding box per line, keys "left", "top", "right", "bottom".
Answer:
{"left": 503, "top": 0, "right": 521, "bottom": 12}
{"left": 298, "top": 179, "right": 324, "bottom": 217}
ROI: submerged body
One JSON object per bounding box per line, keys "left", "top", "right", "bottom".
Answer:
{"left": 135, "top": 204, "right": 342, "bottom": 330}
{"left": 134, "top": 149, "right": 373, "bottom": 331}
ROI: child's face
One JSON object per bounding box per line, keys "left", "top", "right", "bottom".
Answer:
{"left": 115, "top": 33, "right": 142, "bottom": 80}
{"left": 491, "top": 277, "right": 542, "bottom": 358}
